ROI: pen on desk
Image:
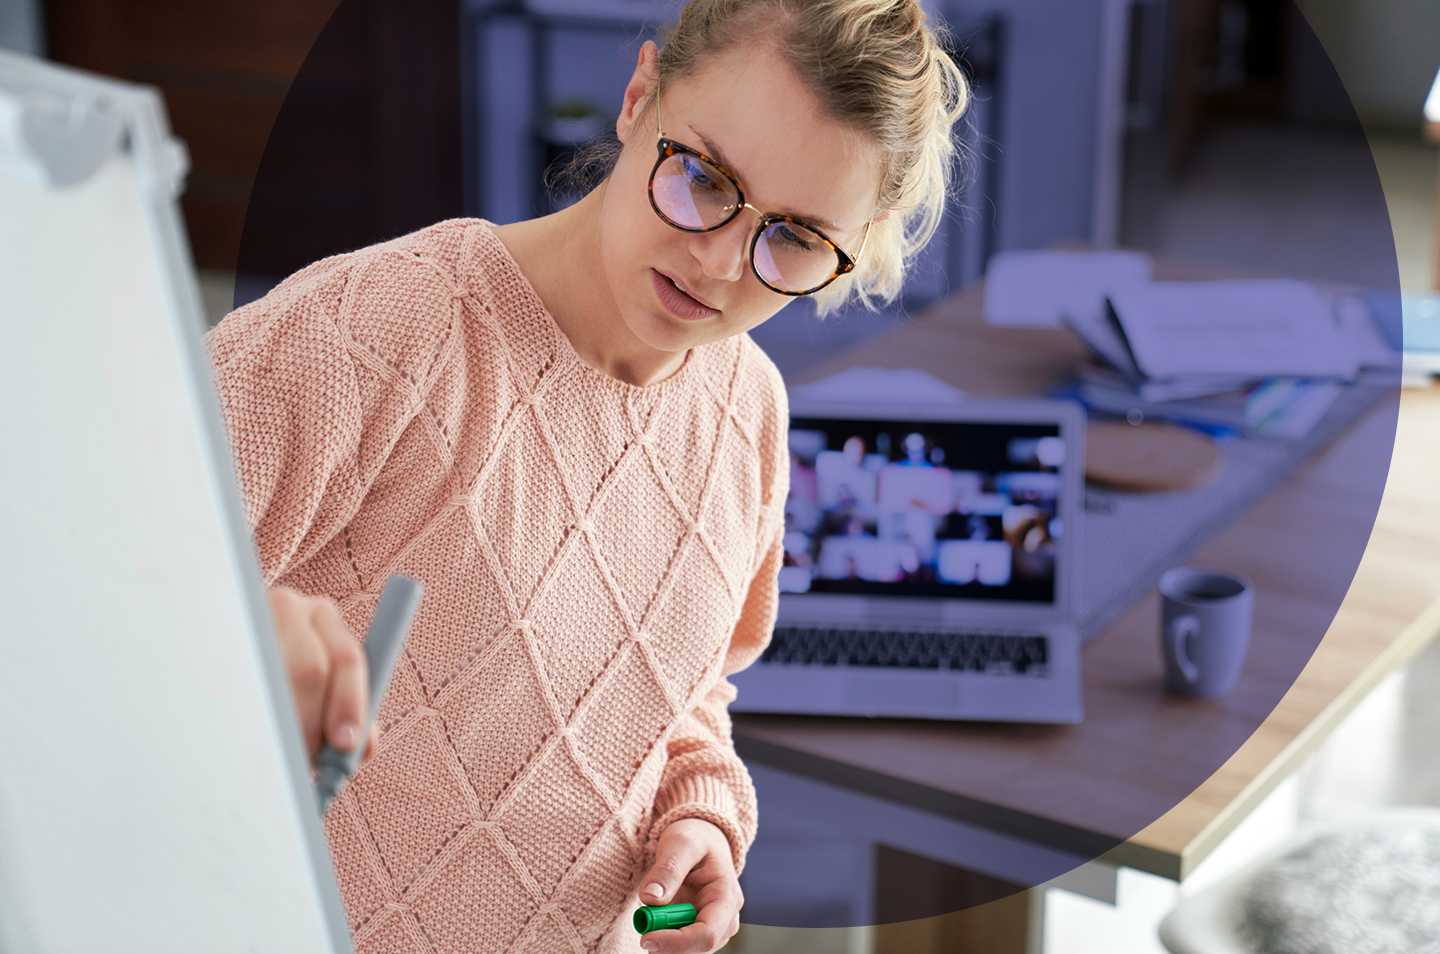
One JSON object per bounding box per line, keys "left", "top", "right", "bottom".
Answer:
{"left": 314, "top": 574, "right": 424, "bottom": 815}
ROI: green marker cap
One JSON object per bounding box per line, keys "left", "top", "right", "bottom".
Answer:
{"left": 633, "top": 902, "right": 698, "bottom": 934}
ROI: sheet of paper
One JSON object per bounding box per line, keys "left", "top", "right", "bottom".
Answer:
{"left": 791, "top": 366, "right": 967, "bottom": 405}
{"left": 983, "top": 250, "right": 1152, "bottom": 327}
{"left": 1107, "top": 280, "right": 1359, "bottom": 381}
{"left": 1252, "top": 381, "right": 1344, "bottom": 440}
{"left": 1333, "top": 294, "right": 1401, "bottom": 369}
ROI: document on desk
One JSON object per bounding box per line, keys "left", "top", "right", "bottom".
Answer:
{"left": 983, "top": 250, "right": 1153, "bottom": 328}
{"left": 1105, "top": 280, "right": 1360, "bottom": 381}
{"left": 790, "top": 366, "right": 967, "bottom": 405}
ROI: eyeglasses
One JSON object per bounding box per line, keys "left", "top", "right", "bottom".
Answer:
{"left": 645, "top": 76, "right": 873, "bottom": 297}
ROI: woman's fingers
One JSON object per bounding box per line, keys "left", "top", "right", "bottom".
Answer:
{"left": 638, "top": 819, "right": 745, "bottom": 952}
{"left": 309, "top": 596, "right": 367, "bottom": 754}
{"left": 268, "top": 587, "right": 330, "bottom": 757}
{"left": 267, "top": 586, "right": 371, "bottom": 764}
{"left": 641, "top": 821, "right": 712, "bottom": 906}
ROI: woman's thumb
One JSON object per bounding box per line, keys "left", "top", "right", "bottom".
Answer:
{"left": 641, "top": 832, "right": 702, "bottom": 904}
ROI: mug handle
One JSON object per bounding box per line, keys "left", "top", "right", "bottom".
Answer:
{"left": 1165, "top": 615, "right": 1201, "bottom": 686}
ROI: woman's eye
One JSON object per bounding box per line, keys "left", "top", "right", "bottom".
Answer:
{"left": 777, "top": 225, "right": 814, "bottom": 250}
{"left": 683, "top": 157, "right": 717, "bottom": 188}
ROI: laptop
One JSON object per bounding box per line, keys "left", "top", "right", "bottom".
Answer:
{"left": 729, "top": 397, "right": 1085, "bottom": 724}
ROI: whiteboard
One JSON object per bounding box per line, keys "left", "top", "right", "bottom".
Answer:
{"left": 0, "top": 52, "right": 353, "bottom": 953}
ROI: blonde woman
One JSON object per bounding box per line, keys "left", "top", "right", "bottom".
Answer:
{"left": 205, "top": 1, "right": 969, "bottom": 951}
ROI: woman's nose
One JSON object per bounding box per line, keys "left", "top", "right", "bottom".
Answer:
{"left": 688, "top": 215, "right": 754, "bottom": 284}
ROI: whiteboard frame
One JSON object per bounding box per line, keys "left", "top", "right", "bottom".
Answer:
{"left": 0, "top": 50, "right": 354, "bottom": 954}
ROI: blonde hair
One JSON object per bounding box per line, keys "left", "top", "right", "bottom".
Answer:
{"left": 545, "top": 0, "right": 973, "bottom": 319}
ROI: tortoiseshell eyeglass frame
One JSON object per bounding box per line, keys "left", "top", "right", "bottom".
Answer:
{"left": 644, "top": 74, "right": 874, "bottom": 297}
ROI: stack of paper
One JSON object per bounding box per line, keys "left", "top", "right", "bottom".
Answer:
{"left": 1103, "top": 280, "right": 1360, "bottom": 382}
{"left": 983, "top": 252, "right": 1407, "bottom": 433}
{"left": 1059, "top": 278, "right": 1400, "bottom": 439}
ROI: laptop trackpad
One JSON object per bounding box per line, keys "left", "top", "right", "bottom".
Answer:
{"left": 845, "top": 671, "right": 960, "bottom": 709}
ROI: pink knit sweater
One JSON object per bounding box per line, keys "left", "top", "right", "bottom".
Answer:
{"left": 203, "top": 217, "right": 790, "bottom": 953}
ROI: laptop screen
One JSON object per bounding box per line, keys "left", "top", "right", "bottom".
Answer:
{"left": 781, "top": 416, "right": 1066, "bottom": 604}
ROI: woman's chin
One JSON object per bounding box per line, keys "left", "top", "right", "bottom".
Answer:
{"left": 631, "top": 303, "right": 699, "bottom": 348}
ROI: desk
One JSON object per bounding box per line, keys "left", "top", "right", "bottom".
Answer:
{"left": 730, "top": 265, "right": 1440, "bottom": 953}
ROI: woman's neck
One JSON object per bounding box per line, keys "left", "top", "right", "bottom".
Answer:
{"left": 493, "top": 185, "right": 688, "bottom": 389}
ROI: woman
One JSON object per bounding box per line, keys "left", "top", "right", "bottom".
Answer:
{"left": 205, "top": 1, "right": 968, "bottom": 951}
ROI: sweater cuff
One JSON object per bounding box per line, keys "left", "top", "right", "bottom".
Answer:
{"left": 645, "top": 774, "right": 749, "bottom": 877}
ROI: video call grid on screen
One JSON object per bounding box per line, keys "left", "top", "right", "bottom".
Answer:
{"left": 782, "top": 417, "right": 1065, "bottom": 604}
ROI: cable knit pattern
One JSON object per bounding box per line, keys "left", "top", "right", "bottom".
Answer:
{"left": 203, "top": 217, "right": 789, "bottom": 954}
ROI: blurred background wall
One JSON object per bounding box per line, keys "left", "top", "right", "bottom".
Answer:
{"left": 1292, "top": 0, "right": 1440, "bottom": 127}
{"left": 0, "top": 0, "right": 43, "bottom": 56}
{"left": 1, "top": 0, "right": 1435, "bottom": 348}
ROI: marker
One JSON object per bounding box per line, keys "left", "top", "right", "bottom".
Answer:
{"left": 633, "top": 903, "right": 698, "bottom": 934}
{"left": 314, "top": 574, "right": 424, "bottom": 815}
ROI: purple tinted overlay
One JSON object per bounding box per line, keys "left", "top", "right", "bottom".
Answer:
{"left": 237, "top": 0, "right": 1405, "bottom": 932}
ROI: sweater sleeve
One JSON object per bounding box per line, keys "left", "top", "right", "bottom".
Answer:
{"left": 643, "top": 355, "right": 791, "bottom": 878}
{"left": 202, "top": 249, "right": 454, "bottom": 587}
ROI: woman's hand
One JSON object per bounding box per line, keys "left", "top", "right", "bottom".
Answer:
{"left": 637, "top": 818, "right": 743, "bottom": 953}
{"left": 267, "top": 585, "right": 381, "bottom": 767}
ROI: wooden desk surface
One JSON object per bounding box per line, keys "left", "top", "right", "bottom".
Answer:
{"left": 732, "top": 272, "right": 1440, "bottom": 881}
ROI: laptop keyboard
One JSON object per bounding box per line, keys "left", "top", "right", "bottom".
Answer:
{"left": 760, "top": 626, "right": 1051, "bottom": 676}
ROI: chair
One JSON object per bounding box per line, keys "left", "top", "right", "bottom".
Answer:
{"left": 1157, "top": 806, "right": 1440, "bottom": 954}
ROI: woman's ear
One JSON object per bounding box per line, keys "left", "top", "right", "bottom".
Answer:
{"left": 616, "top": 39, "right": 660, "bottom": 144}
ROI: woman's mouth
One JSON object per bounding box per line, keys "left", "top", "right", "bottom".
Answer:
{"left": 652, "top": 269, "right": 719, "bottom": 321}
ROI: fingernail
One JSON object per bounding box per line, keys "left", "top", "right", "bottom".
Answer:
{"left": 336, "top": 724, "right": 358, "bottom": 750}
{"left": 645, "top": 882, "right": 664, "bottom": 900}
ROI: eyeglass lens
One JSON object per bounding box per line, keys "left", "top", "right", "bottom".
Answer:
{"left": 652, "top": 151, "right": 839, "bottom": 294}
